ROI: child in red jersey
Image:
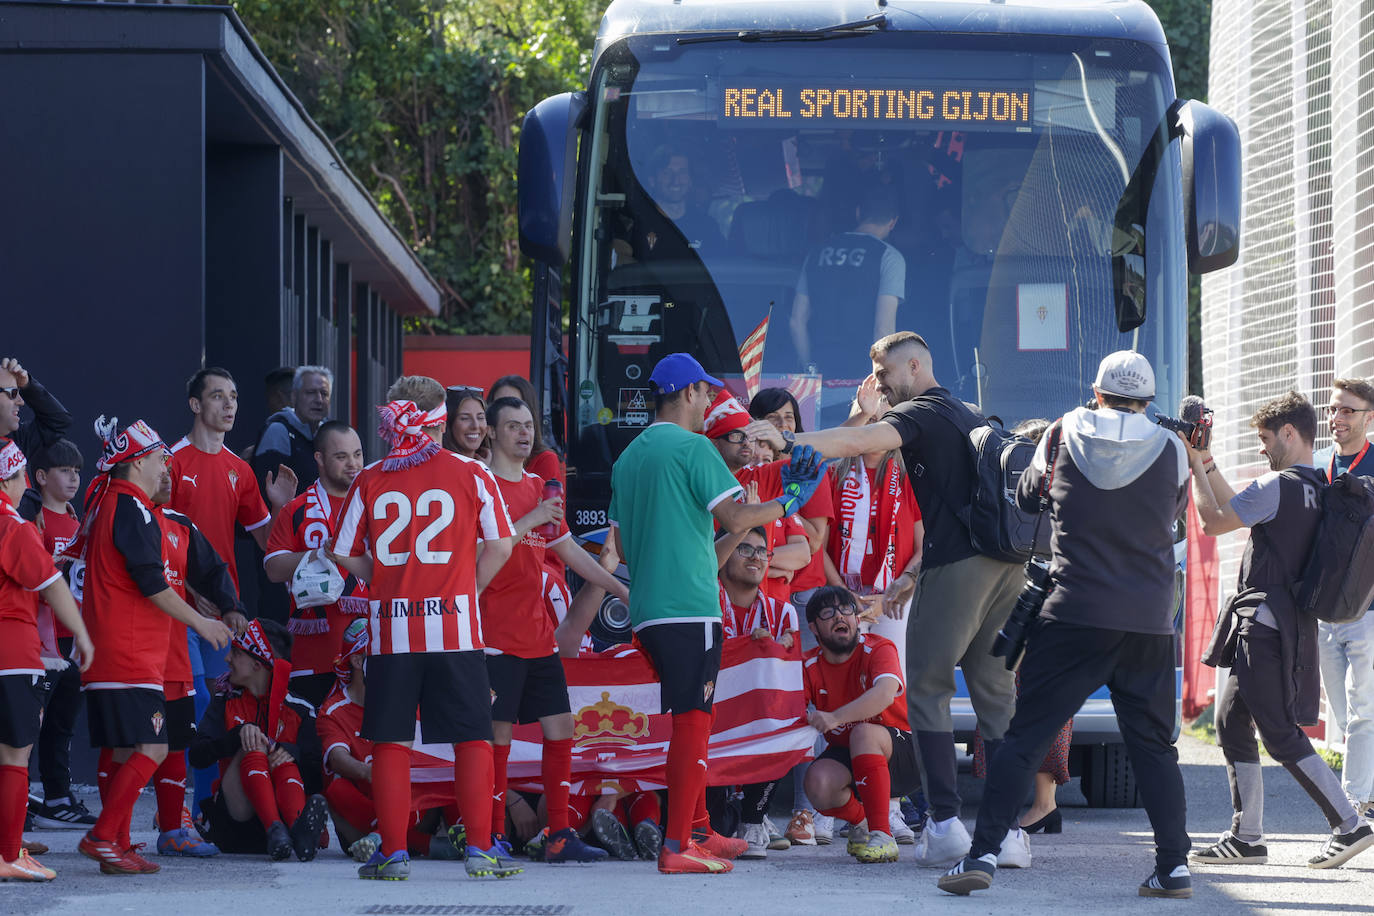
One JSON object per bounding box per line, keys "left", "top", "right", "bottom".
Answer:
{"left": 331, "top": 377, "right": 521, "bottom": 882}
{"left": 188, "top": 619, "right": 327, "bottom": 861}
{"left": 801, "top": 586, "right": 917, "bottom": 865}
{"left": 0, "top": 441, "right": 93, "bottom": 881}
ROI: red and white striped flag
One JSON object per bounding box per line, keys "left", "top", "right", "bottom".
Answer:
{"left": 738, "top": 312, "right": 771, "bottom": 400}
{"left": 413, "top": 636, "right": 815, "bottom": 796}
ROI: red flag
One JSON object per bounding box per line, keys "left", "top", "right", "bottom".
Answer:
{"left": 1183, "top": 490, "right": 1219, "bottom": 721}
{"left": 739, "top": 312, "right": 770, "bottom": 399}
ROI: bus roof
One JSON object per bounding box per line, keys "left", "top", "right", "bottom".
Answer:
{"left": 595, "top": 0, "right": 1167, "bottom": 61}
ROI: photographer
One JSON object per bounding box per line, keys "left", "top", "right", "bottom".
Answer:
{"left": 937, "top": 351, "right": 1193, "bottom": 899}
{"left": 1186, "top": 392, "right": 1374, "bottom": 870}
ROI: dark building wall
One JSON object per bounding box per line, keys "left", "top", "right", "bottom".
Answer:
{"left": 1, "top": 52, "right": 207, "bottom": 457}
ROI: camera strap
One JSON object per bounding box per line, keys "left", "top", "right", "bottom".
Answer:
{"left": 1026, "top": 420, "right": 1065, "bottom": 576}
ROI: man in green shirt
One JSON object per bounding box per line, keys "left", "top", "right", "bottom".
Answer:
{"left": 610, "top": 353, "right": 824, "bottom": 875}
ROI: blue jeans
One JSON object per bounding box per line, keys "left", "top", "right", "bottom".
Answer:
{"left": 188, "top": 629, "right": 230, "bottom": 808}
{"left": 1318, "top": 616, "right": 1374, "bottom": 803}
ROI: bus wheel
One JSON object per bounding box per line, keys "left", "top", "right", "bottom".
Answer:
{"left": 1080, "top": 743, "right": 1141, "bottom": 808}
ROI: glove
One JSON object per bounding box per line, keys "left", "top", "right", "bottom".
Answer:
{"left": 776, "top": 445, "right": 827, "bottom": 516}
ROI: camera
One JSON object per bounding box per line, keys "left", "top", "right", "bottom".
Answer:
{"left": 991, "top": 559, "right": 1051, "bottom": 671}
{"left": 1154, "top": 395, "right": 1213, "bottom": 450}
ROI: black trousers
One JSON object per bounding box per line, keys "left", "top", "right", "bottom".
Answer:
{"left": 970, "top": 621, "right": 1190, "bottom": 872}
{"left": 37, "top": 639, "right": 82, "bottom": 800}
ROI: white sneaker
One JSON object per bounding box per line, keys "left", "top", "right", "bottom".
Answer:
{"left": 813, "top": 813, "right": 835, "bottom": 846}
{"left": 764, "top": 817, "right": 790, "bottom": 851}
{"left": 736, "top": 821, "right": 769, "bottom": 859}
{"left": 913, "top": 815, "right": 972, "bottom": 867}
{"left": 996, "top": 826, "right": 1032, "bottom": 869}
{"left": 890, "top": 799, "right": 916, "bottom": 845}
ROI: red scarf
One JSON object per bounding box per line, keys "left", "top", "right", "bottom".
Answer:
{"left": 830, "top": 459, "right": 914, "bottom": 591}
{"left": 288, "top": 479, "right": 339, "bottom": 636}
{"left": 717, "top": 582, "right": 797, "bottom": 639}
{"left": 232, "top": 620, "right": 293, "bottom": 740}
{"left": 62, "top": 417, "right": 166, "bottom": 563}
{"left": 378, "top": 400, "right": 445, "bottom": 471}
{"left": 333, "top": 619, "right": 369, "bottom": 684}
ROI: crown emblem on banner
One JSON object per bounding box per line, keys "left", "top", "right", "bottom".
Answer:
{"left": 573, "top": 692, "right": 650, "bottom": 747}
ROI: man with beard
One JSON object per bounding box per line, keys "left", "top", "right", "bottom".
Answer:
{"left": 801, "top": 585, "right": 914, "bottom": 865}
{"left": 1188, "top": 391, "right": 1374, "bottom": 870}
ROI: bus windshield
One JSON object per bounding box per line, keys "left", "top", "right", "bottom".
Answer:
{"left": 572, "top": 32, "right": 1185, "bottom": 457}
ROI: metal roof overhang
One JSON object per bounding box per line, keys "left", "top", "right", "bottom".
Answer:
{"left": 0, "top": 1, "right": 441, "bottom": 316}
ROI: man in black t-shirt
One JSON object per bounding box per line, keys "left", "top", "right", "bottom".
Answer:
{"left": 767, "top": 331, "right": 1022, "bottom": 867}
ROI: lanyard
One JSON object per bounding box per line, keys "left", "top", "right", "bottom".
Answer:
{"left": 1329, "top": 439, "right": 1370, "bottom": 481}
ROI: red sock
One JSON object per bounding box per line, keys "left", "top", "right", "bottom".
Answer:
{"left": 851, "top": 753, "right": 891, "bottom": 835}
{"left": 371, "top": 743, "right": 412, "bottom": 857}
{"left": 97, "top": 748, "right": 117, "bottom": 803}
{"left": 628, "top": 791, "right": 661, "bottom": 827}
{"left": 0, "top": 765, "right": 28, "bottom": 861}
{"left": 818, "top": 793, "right": 866, "bottom": 826}
{"left": 567, "top": 794, "right": 593, "bottom": 832}
{"left": 154, "top": 752, "right": 188, "bottom": 833}
{"left": 271, "top": 762, "right": 307, "bottom": 825}
{"left": 325, "top": 779, "right": 377, "bottom": 834}
{"left": 453, "top": 740, "right": 494, "bottom": 851}
{"left": 664, "top": 709, "right": 711, "bottom": 852}
{"left": 239, "top": 750, "right": 281, "bottom": 829}
{"left": 543, "top": 737, "right": 573, "bottom": 834}
{"left": 92, "top": 752, "right": 158, "bottom": 844}
{"left": 491, "top": 742, "right": 511, "bottom": 838}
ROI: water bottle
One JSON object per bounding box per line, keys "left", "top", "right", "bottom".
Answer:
{"left": 540, "top": 479, "right": 563, "bottom": 539}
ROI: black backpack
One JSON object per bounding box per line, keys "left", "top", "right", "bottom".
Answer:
{"left": 917, "top": 394, "right": 1042, "bottom": 564}
{"left": 1296, "top": 472, "right": 1374, "bottom": 623}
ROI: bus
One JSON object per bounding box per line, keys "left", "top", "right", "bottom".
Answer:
{"left": 517, "top": 0, "right": 1240, "bottom": 807}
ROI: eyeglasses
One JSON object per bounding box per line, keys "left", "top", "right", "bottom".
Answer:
{"left": 721, "top": 430, "right": 749, "bottom": 445}
{"left": 735, "top": 544, "right": 773, "bottom": 560}
{"left": 813, "top": 604, "right": 858, "bottom": 621}
{"left": 1326, "top": 406, "right": 1371, "bottom": 419}
{"left": 0, "top": 387, "right": 19, "bottom": 401}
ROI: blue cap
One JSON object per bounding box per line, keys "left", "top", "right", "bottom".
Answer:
{"left": 647, "top": 353, "right": 723, "bottom": 395}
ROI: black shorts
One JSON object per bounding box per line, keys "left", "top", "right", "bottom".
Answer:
{"left": 166, "top": 694, "right": 198, "bottom": 752}
{"left": 636, "top": 621, "right": 723, "bottom": 715}
{"left": 362, "top": 651, "right": 493, "bottom": 744}
{"left": 199, "top": 790, "right": 266, "bottom": 855}
{"left": 487, "top": 652, "right": 571, "bottom": 725}
{"left": 289, "top": 672, "right": 337, "bottom": 710}
{"left": 817, "top": 726, "right": 920, "bottom": 798}
{"left": 0, "top": 674, "right": 45, "bottom": 747}
{"left": 86, "top": 688, "right": 168, "bottom": 749}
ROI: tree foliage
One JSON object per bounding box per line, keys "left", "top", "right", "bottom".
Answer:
{"left": 201, "top": 0, "right": 599, "bottom": 334}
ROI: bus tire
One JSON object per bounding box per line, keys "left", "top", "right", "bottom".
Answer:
{"left": 1080, "top": 743, "right": 1141, "bottom": 808}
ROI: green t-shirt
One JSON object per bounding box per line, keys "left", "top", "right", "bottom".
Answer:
{"left": 609, "top": 422, "right": 743, "bottom": 628}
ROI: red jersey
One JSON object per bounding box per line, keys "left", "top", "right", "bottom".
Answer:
{"left": 317, "top": 685, "right": 370, "bottom": 784}
{"left": 80, "top": 480, "right": 173, "bottom": 690}
{"left": 36, "top": 505, "right": 80, "bottom": 639}
{"left": 168, "top": 438, "right": 272, "bottom": 587}
{"left": 737, "top": 461, "right": 834, "bottom": 591}
{"left": 762, "top": 513, "right": 808, "bottom": 603}
{"left": 802, "top": 633, "right": 908, "bottom": 746}
{"left": 482, "top": 472, "right": 570, "bottom": 658}
{"left": 265, "top": 480, "right": 369, "bottom": 676}
{"left": 158, "top": 507, "right": 241, "bottom": 698}
{"left": 335, "top": 452, "right": 514, "bottom": 655}
{"left": 0, "top": 499, "right": 61, "bottom": 676}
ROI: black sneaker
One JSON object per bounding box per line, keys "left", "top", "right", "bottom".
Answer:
{"left": 30, "top": 798, "right": 97, "bottom": 830}
{"left": 1308, "top": 823, "right": 1374, "bottom": 869}
{"left": 633, "top": 818, "right": 663, "bottom": 861}
{"left": 289, "top": 795, "right": 328, "bottom": 862}
{"left": 1139, "top": 864, "right": 1192, "bottom": 898}
{"left": 937, "top": 854, "right": 997, "bottom": 895}
{"left": 266, "top": 820, "right": 292, "bottom": 861}
{"left": 591, "top": 808, "right": 636, "bottom": 861}
{"left": 1189, "top": 832, "right": 1268, "bottom": 865}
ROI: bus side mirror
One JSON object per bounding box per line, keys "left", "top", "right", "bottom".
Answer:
{"left": 518, "top": 91, "right": 587, "bottom": 265}
{"left": 1176, "top": 100, "right": 1241, "bottom": 274}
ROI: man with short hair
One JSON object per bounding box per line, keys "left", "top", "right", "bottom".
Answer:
{"left": 785, "top": 331, "right": 1022, "bottom": 866}
{"left": 1189, "top": 392, "right": 1374, "bottom": 870}
{"left": 263, "top": 420, "right": 368, "bottom": 708}
{"left": 1315, "top": 377, "right": 1374, "bottom": 818}
{"left": 609, "top": 352, "right": 827, "bottom": 874}
{"left": 69, "top": 418, "right": 232, "bottom": 875}
{"left": 801, "top": 585, "right": 914, "bottom": 866}
{"left": 331, "top": 375, "right": 522, "bottom": 882}
{"left": 483, "top": 396, "right": 628, "bottom": 863}
{"left": 254, "top": 365, "right": 333, "bottom": 492}
{"left": 0, "top": 356, "right": 71, "bottom": 461}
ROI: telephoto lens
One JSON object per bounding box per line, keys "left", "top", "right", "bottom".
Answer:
{"left": 991, "top": 560, "right": 1052, "bottom": 670}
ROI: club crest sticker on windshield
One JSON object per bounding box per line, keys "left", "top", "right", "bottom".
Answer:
{"left": 717, "top": 82, "right": 1033, "bottom": 131}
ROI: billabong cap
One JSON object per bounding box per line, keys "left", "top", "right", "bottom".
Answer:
{"left": 1093, "top": 350, "right": 1156, "bottom": 400}
{"left": 648, "top": 353, "right": 722, "bottom": 395}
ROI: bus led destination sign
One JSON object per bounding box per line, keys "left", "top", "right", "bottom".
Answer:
{"left": 719, "top": 83, "right": 1031, "bottom": 129}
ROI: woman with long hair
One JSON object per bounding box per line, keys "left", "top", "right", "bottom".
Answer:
{"left": 443, "top": 385, "right": 489, "bottom": 463}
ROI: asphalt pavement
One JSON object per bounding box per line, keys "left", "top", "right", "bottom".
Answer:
{"left": 8, "top": 735, "right": 1372, "bottom": 915}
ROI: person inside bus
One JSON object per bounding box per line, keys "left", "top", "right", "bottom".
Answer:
{"left": 614, "top": 146, "right": 724, "bottom": 264}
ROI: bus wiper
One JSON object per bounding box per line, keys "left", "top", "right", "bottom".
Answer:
{"left": 677, "top": 15, "right": 887, "bottom": 45}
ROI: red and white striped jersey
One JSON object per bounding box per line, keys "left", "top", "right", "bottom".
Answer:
{"left": 334, "top": 451, "right": 513, "bottom": 655}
